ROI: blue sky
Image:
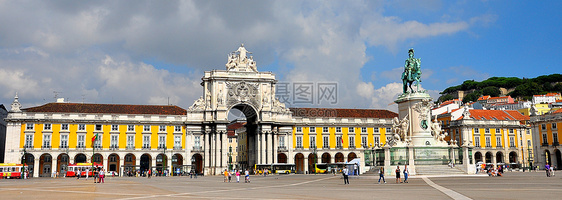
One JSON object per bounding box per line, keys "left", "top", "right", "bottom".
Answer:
{"left": 0, "top": 0, "right": 561, "bottom": 113}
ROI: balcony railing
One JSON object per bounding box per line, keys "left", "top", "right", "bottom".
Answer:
{"left": 142, "top": 145, "right": 151, "bottom": 150}
{"left": 295, "top": 146, "right": 304, "bottom": 150}
{"left": 553, "top": 142, "right": 559, "bottom": 146}
{"left": 278, "top": 146, "right": 288, "bottom": 151}
{"left": 109, "top": 145, "right": 119, "bottom": 150}
{"left": 192, "top": 146, "right": 203, "bottom": 151}
{"left": 348, "top": 146, "right": 356, "bottom": 149}
{"left": 94, "top": 145, "right": 102, "bottom": 150}
{"left": 24, "top": 144, "right": 33, "bottom": 149}
{"left": 126, "top": 145, "right": 135, "bottom": 150}
{"left": 542, "top": 143, "right": 549, "bottom": 147}
{"left": 336, "top": 146, "right": 343, "bottom": 150}
{"left": 322, "top": 145, "right": 330, "bottom": 149}
{"left": 173, "top": 146, "right": 182, "bottom": 150}
{"left": 41, "top": 145, "right": 51, "bottom": 150}
{"left": 158, "top": 145, "right": 167, "bottom": 150}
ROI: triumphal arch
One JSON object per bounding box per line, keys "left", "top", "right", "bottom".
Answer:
{"left": 185, "top": 44, "right": 293, "bottom": 175}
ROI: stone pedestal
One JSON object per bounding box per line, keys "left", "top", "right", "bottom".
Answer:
{"left": 395, "top": 92, "right": 446, "bottom": 147}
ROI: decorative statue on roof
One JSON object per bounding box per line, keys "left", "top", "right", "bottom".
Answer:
{"left": 401, "top": 48, "right": 422, "bottom": 94}
{"left": 226, "top": 44, "right": 258, "bottom": 72}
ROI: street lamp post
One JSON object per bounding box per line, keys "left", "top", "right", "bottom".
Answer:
{"left": 162, "top": 145, "right": 167, "bottom": 176}
{"left": 311, "top": 146, "right": 317, "bottom": 174}
{"left": 528, "top": 143, "right": 533, "bottom": 171}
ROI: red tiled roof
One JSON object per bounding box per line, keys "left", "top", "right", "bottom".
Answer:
{"left": 23, "top": 103, "right": 187, "bottom": 115}
{"left": 554, "top": 109, "right": 562, "bottom": 114}
{"left": 478, "top": 96, "right": 490, "bottom": 101}
{"left": 289, "top": 108, "right": 398, "bottom": 118}
{"left": 468, "top": 109, "right": 528, "bottom": 121}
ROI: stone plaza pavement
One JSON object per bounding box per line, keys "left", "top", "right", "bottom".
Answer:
{"left": 0, "top": 171, "right": 561, "bottom": 200}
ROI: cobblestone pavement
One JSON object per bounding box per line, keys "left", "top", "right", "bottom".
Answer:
{"left": 0, "top": 171, "right": 561, "bottom": 200}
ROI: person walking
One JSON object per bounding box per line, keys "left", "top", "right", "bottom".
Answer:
{"left": 546, "top": 164, "right": 551, "bottom": 177}
{"left": 245, "top": 169, "right": 250, "bottom": 183}
{"left": 342, "top": 166, "right": 349, "bottom": 185}
{"left": 85, "top": 168, "right": 89, "bottom": 180}
{"left": 77, "top": 169, "right": 81, "bottom": 179}
{"left": 99, "top": 168, "right": 105, "bottom": 183}
{"left": 395, "top": 166, "right": 401, "bottom": 183}
{"left": 378, "top": 167, "right": 386, "bottom": 184}
{"left": 224, "top": 169, "right": 229, "bottom": 182}
{"left": 403, "top": 165, "right": 409, "bottom": 183}
{"left": 236, "top": 170, "right": 240, "bottom": 183}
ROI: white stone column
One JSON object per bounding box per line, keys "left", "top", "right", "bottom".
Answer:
{"left": 268, "top": 132, "right": 273, "bottom": 164}
{"left": 273, "top": 132, "right": 278, "bottom": 163}
{"left": 167, "top": 157, "right": 172, "bottom": 176}
{"left": 222, "top": 131, "right": 228, "bottom": 169}
{"left": 135, "top": 154, "right": 141, "bottom": 171}
{"left": 260, "top": 132, "right": 265, "bottom": 164}
{"left": 52, "top": 158, "right": 57, "bottom": 177}
{"left": 33, "top": 157, "right": 40, "bottom": 177}
{"left": 120, "top": 156, "right": 125, "bottom": 177}
{"left": 304, "top": 157, "right": 309, "bottom": 173}
{"left": 204, "top": 132, "right": 210, "bottom": 169}
{"left": 103, "top": 154, "right": 109, "bottom": 171}
{"left": 288, "top": 133, "right": 294, "bottom": 164}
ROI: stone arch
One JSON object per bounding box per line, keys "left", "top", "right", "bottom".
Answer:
{"left": 172, "top": 153, "right": 183, "bottom": 175}
{"left": 39, "top": 153, "right": 52, "bottom": 177}
{"left": 108, "top": 153, "right": 120, "bottom": 172}
{"left": 508, "top": 151, "right": 518, "bottom": 163}
{"left": 191, "top": 153, "right": 203, "bottom": 174}
{"left": 474, "top": 151, "right": 483, "bottom": 163}
{"left": 123, "top": 153, "right": 136, "bottom": 176}
{"left": 347, "top": 152, "right": 357, "bottom": 162}
{"left": 294, "top": 153, "right": 305, "bottom": 174}
{"left": 485, "top": 152, "right": 493, "bottom": 163}
{"left": 321, "top": 152, "right": 331, "bottom": 163}
{"left": 277, "top": 153, "right": 287, "bottom": 163}
{"left": 75, "top": 153, "right": 87, "bottom": 163}
{"left": 93, "top": 153, "right": 103, "bottom": 164}
{"left": 22, "top": 153, "right": 35, "bottom": 177}
{"left": 335, "top": 152, "right": 344, "bottom": 163}
{"left": 57, "top": 153, "right": 69, "bottom": 175}
{"left": 308, "top": 153, "right": 318, "bottom": 174}
{"left": 156, "top": 153, "right": 168, "bottom": 175}
{"left": 140, "top": 153, "right": 152, "bottom": 172}
{"left": 496, "top": 151, "right": 504, "bottom": 164}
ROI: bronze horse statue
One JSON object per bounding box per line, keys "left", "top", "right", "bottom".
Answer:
{"left": 402, "top": 49, "right": 422, "bottom": 93}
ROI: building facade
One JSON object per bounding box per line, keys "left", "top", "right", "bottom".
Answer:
{"left": 530, "top": 109, "right": 562, "bottom": 169}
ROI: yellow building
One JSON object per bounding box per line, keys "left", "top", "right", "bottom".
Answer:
{"left": 289, "top": 108, "right": 397, "bottom": 174}
{"left": 518, "top": 103, "right": 552, "bottom": 116}
{"left": 447, "top": 109, "right": 532, "bottom": 169}
{"left": 531, "top": 109, "right": 562, "bottom": 169}
{"left": 4, "top": 100, "right": 187, "bottom": 177}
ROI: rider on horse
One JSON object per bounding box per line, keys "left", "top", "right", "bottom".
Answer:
{"left": 402, "top": 48, "right": 422, "bottom": 93}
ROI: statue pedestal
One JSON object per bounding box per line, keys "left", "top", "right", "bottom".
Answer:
{"left": 395, "top": 92, "right": 447, "bottom": 147}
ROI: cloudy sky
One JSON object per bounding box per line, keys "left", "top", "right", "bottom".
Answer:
{"left": 1, "top": 0, "right": 561, "bottom": 113}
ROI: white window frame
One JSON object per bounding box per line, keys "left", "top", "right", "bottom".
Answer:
{"left": 485, "top": 128, "right": 490, "bottom": 134}
{"left": 348, "top": 127, "right": 354, "bottom": 133}
{"left": 542, "top": 124, "right": 547, "bottom": 130}
{"left": 309, "top": 127, "right": 316, "bottom": 133}
{"left": 60, "top": 134, "right": 68, "bottom": 148}
{"left": 474, "top": 136, "right": 480, "bottom": 147}
{"left": 94, "top": 135, "right": 103, "bottom": 148}
{"left": 296, "top": 136, "right": 303, "bottom": 148}
{"left": 25, "top": 134, "right": 33, "bottom": 148}
{"left": 509, "top": 129, "right": 514, "bottom": 134}
{"left": 43, "top": 134, "right": 51, "bottom": 147}
{"left": 296, "top": 127, "right": 302, "bottom": 133}
{"left": 310, "top": 136, "right": 316, "bottom": 148}
{"left": 95, "top": 124, "right": 102, "bottom": 131}
{"left": 279, "top": 136, "right": 285, "bottom": 147}
{"left": 485, "top": 136, "right": 491, "bottom": 147}
{"left": 361, "top": 136, "right": 367, "bottom": 147}
{"left": 143, "top": 125, "right": 151, "bottom": 132}
{"left": 496, "top": 128, "right": 500, "bottom": 133}
{"left": 323, "top": 136, "right": 329, "bottom": 148}
{"left": 110, "top": 135, "right": 118, "bottom": 148}
{"left": 61, "top": 124, "right": 69, "bottom": 131}
{"left": 496, "top": 136, "right": 502, "bottom": 147}
{"left": 349, "top": 136, "right": 355, "bottom": 147}
{"left": 543, "top": 133, "right": 548, "bottom": 144}
{"left": 158, "top": 135, "right": 166, "bottom": 148}
{"left": 553, "top": 123, "right": 558, "bottom": 130}
{"left": 361, "top": 127, "right": 367, "bottom": 133}
{"left": 509, "top": 136, "right": 515, "bottom": 147}
{"left": 174, "top": 125, "right": 181, "bottom": 132}
{"left": 26, "top": 124, "right": 34, "bottom": 130}
{"left": 44, "top": 124, "right": 52, "bottom": 130}
{"left": 77, "top": 135, "right": 85, "bottom": 148}
{"left": 143, "top": 135, "right": 151, "bottom": 148}
{"left": 336, "top": 136, "right": 343, "bottom": 148}
{"left": 78, "top": 124, "right": 86, "bottom": 131}
{"left": 323, "top": 127, "right": 329, "bottom": 133}
{"left": 474, "top": 128, "right": 479, "bottom": 134}
{"left": 374, "top": 135, "right": 380, "bottom": 145}
{"left": 194, "top": 136, "right": 201, "bottom": 148}
{"left": 336, "top": 127, "right": 341, "bottom": 133}
{"left": 127, "top": 135, "right": 135, "bottom": 149}
{"left": 374, "top": 128, "right": 379, "bottom": 133}
{"left": 159, "top": 125, "right": 166, "bottom": 132}
{"left": 111, "top": 125, "right": 119, "bottom": 131}
{"left": 128, "top": 125, "right": 135, "bottom": 132}
{"left": 174, "top": 135, "right": 181, "bottom": 148}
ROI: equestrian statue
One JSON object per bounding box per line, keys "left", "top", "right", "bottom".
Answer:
{"left": 401, "top": 48, "right": 422, "bottom": 93}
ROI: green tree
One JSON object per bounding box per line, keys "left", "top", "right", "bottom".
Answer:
{"left": 462, "top": 92, "right": 480, "bottom": 103}
{"left": 481, "top": 86, "right": 501, "bottom": 97}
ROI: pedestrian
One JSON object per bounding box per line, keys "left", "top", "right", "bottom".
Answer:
{"left": 228, "top": 170, "right": 232, "bottom": 182}
{"left": 190, "top": 170, "right": 193, "bottom": 179}
{"left": 342, "top": 166, "right": 349, "bottom": 185}
{"left": 546, "top": 163, "right": 551, "bottom": 177}
{"left": 245, "top": 169, "right": 250, "bottom": 183}
{"left": 395, "top": 166, "right": 401, "bottom": 183}
{"left": 86, "top": 168, "right": 89, "bottom": 180}
{"left": 99, "top": 168, "right": 105, "bottom": 183}
{"left": 403, "top": 165, "right": 409, "bottom": 183}
{"left": 148, "top": 169, "right": 152, "bottom": 178}
{"left": 94, "top": 167, "right": 99, "bottom": 183}
{"left": 551, "top": 165, "right": 555, "bottom": 177}
{"left": 378, "top": 167, "right": 386, "bottom": 184}
{"left": 236, "top": 170, "right": 240, "bottom": 183}
{"left": 77, "top": 169, "right": 81, "bottom": 179}
{"left": 224, "top": 169, "right": 228, "bottom": 182}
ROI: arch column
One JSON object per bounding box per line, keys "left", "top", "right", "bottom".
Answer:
{"left": 272, "top": 132, "right": 278, "bottom": 164}
{"left": 304, "top": 157, "right": 309, "bottom": 173}
{"left": 204, "top": 132, "right": 210, "bottom": 172}
{"left": 222, "top": 131, "right": 228, "bottom": 169}
{"left": 33, "top": 157, "right": 40, "bottom": 177}
{"left": 268, "top": 132, "right": 273, "bottom": 164}
{"left": 492, "top": 153, "right": 497, "bottom": 167}
{"left": 120, "top": 156, "right": 125, "bottom": 177}
{"left": 52, "top": 158, "right": 57, "bottom": 177}
{"left": 260, "top": 132, "right": 265, "bottom": 164}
